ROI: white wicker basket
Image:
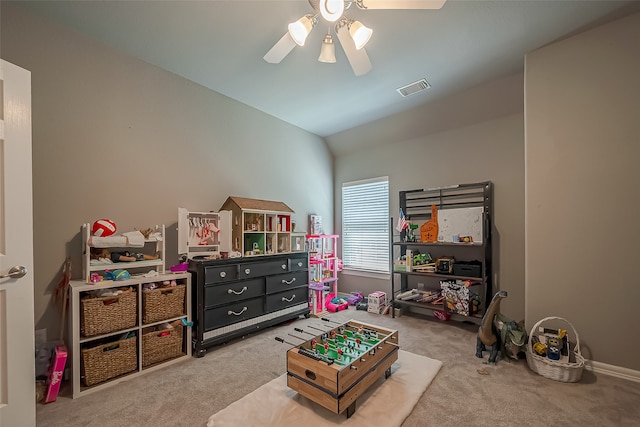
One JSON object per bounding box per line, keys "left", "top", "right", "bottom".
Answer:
{"left": 526, "top": 316, "right": 585, "bottom": 383}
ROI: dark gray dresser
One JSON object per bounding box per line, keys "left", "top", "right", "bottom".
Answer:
{"left": 189, "top": 253, "right": 309, "bottom": 357}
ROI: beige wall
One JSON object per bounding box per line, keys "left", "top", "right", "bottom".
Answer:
{"left": 333, "top": 75, "right": 526, "bottom": 322}
{"left": 525, "top": 13, "right": 640, "bottom": 370}
{"left": 1, "top": 3, "right": 334, "bottom": 341}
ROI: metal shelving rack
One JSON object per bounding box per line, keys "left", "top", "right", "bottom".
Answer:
{"left": 390, "top": 181, "right": 493, "bottom": 324}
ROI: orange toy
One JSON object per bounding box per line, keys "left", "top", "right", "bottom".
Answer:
{"left": 420, "top": 205, "right": 439, "bottom": 242}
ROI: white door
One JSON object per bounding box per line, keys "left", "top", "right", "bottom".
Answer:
{"left": 0, "top": 60, "right": 36, "bottom": 426}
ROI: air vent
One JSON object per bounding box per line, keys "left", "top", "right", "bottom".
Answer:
{"left": 397, "top": 78, "right": 431, "bottom": 97}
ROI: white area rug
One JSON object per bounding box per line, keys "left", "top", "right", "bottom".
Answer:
{"left": 208, "top": 350, "right": 442, "bottom": 427}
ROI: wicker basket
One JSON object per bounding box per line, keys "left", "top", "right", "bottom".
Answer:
{"left": 143, "top": 284, "right": 186, "bottom": 324}
{"left": 81, "top": 335, "right": 137, "bottom": 386}
{"left": 81, "top": 289, "right": 137, "bottom": 337}
{"left": 526, "top": 316, "right": 585, "bottom": 383}
{"left": 142, "top": 326, "right": 184, "bottom": 367}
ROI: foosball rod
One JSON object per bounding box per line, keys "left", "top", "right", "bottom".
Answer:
{"left": 288, "top": 333, "right": 308, "bottom": 341}
{"left": 320, "top": 317, "right": 344, "bottom": 325}
{"left": 275, "top": 337, "right": 301, "bottom": 347}
{"left": 307, "top": 325, "right": 331, "bottom": 333}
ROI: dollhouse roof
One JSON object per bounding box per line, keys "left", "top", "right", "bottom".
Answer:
{"left": 220, "top": 196, "right": 294, "bottom": 213}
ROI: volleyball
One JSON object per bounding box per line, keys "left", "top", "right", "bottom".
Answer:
{"left": 92, "top": 219, "right": 117, "bottom": 237}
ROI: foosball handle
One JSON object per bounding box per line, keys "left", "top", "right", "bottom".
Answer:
{"left": 275, "top": 337, "right": 284, "bottom": 343}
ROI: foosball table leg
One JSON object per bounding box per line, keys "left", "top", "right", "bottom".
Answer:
{"left": 385, "top": 367, "right": 392, "bottom": 379}
{"left": 346, "top": 402, "right": 357, "bottom": 418}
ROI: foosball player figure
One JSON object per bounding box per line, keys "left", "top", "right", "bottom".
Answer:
{"left": 337, "top": 348, "right": 343, "bottom": 360}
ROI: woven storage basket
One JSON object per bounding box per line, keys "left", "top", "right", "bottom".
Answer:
{"left": 81, "top": 335, "right": 137, "bottom": 386}
{"left": 526, "top": 316, "right": 585, "bottom": 383}
{"left": 81, "top": 290, "right": 137, "bottom": 337}
{"left": 143, "top": 284, "right": 186, "bottom": 324}
{"left": 142, "top": 326, "right": 184, "bottom": 367}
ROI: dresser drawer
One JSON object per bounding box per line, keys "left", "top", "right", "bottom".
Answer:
{"left": 289, "top": 257, "right": 308, "bottom": 271}
{"left": 238, "top": 259, "right": 288, "bottom": 279}
{"left": 266, "top": 288, "right": 306, "bottom": 313}
{"left": 204, "top": 265, "right": 238, "bottom": 284}
{"left": 204, "top": 278, "right": 264, "bottom": 308}
{"left": 266, "top": 271, "right": 308, "bottom": 294}
{"left": 204, "top": 297, "right": 264, "bottom": 330}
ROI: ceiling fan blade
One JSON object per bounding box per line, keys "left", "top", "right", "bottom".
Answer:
{"left": 263, "top": 32, "right": 297, "bottom": 64}
{"left": 356, "top": 0, "right": 446, "bottom": 9}
{"left": 336, "top": 24, "right": 372, "bottom": 76}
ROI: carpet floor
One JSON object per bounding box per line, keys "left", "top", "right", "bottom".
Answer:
{"left": 207, "top": 350, "right": 442, "bottom": 427}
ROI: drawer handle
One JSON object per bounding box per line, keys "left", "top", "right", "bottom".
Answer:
{"left": 220, "top": 271, "right": 226, "bottom": 278}
{"left": 281, "top": 264, "right": 287, "bottom": 270}
{"left": 282, "top": 277, "right": 296, "bottom": 285}
{"left": 244, "top": 268, "right": 251, "bottom": 275}
{"left": 281, "top": 294, "right": 296, "bottom": 302}
{"left": 297, "top": 261, "right": 303, "bottom": 267}
{"left": 227, "top": 286, "right": 248, "bottom": 295}
{"left": 228, "top": 307, "right": 248, "bottom": 316}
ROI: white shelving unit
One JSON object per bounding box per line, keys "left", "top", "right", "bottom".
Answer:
{"left": 82, "top": 223, "right": 165, "bottom": 281}
{"left": 177, "top": 208, "right": 231, "bottom": 259}
{"left": 68, "top": 272, "right": 192, "bottom": 398}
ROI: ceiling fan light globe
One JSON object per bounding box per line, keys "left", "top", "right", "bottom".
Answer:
{"left": 288, "top": 16, "right": 314, "bottom": 46}
{"left": 349, "top": 21, "right": 372, "bottom": 50}
{"left": 319, "top": 0, "right": 345, "bottom": 23}
{"left": 318, "top": 35, "right": 336, "bottom": 63}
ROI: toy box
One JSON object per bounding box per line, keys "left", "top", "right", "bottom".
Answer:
{"left": 440, "top": 280, "right": 480, "bottom": 316}
{"left": 367, "top": 291, "right": 387, "bottom": 313}
{"left": 44, "top": 344, "right": 68, "bottom": 403}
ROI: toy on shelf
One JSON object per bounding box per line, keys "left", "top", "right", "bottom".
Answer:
{"left": 90, "top": 248, "right": 159, "bottom": 263}
{"left": 91, "top": 219, "right": 117, "bottom": 237}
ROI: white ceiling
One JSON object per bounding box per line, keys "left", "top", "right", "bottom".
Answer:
{"left": 14, "top": 0, "right": 638, "bottom": 139}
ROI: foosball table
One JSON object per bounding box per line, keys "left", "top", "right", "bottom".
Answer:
{"left": 276, "top": 318, "right": 399, "bottom": 418}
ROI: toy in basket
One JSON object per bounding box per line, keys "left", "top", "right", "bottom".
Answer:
{"left": 526, "top": 316, "right": 585, "bottom": 383}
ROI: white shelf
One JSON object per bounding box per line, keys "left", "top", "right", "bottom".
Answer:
{"left": 87, "top": 259, "right": 163, "bottom": 272}
{"left": 178, "top": 208, "right": 231, "bottom": 259}
{"left": 82, "top": 223, "right": 166, "bottom": 280}
{"left": 68, "top": 272, "right": 192, "bottom": 398}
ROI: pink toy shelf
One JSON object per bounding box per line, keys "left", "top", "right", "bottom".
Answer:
{"left": 307, "top": 234, "right": 341, "bottom": 317}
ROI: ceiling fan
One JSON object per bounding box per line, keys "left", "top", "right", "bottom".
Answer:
{"left": 264, "top": 0, "right": 447, "bottom": 76}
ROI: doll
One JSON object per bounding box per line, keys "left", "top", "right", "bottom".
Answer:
{"left": 90, "top": 248, "right": 159, "bottom": 263}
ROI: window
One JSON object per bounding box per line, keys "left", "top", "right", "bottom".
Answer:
{"left": 342, "top": 177, "right": 389, "bottom": 273}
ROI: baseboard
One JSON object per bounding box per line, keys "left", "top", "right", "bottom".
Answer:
{"left": 585, "top": 359, "right": 640, "bottom": 383}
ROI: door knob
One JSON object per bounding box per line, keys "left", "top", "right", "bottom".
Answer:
{"left": 0, "top": 265, "right": 27, "bottom": 280}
